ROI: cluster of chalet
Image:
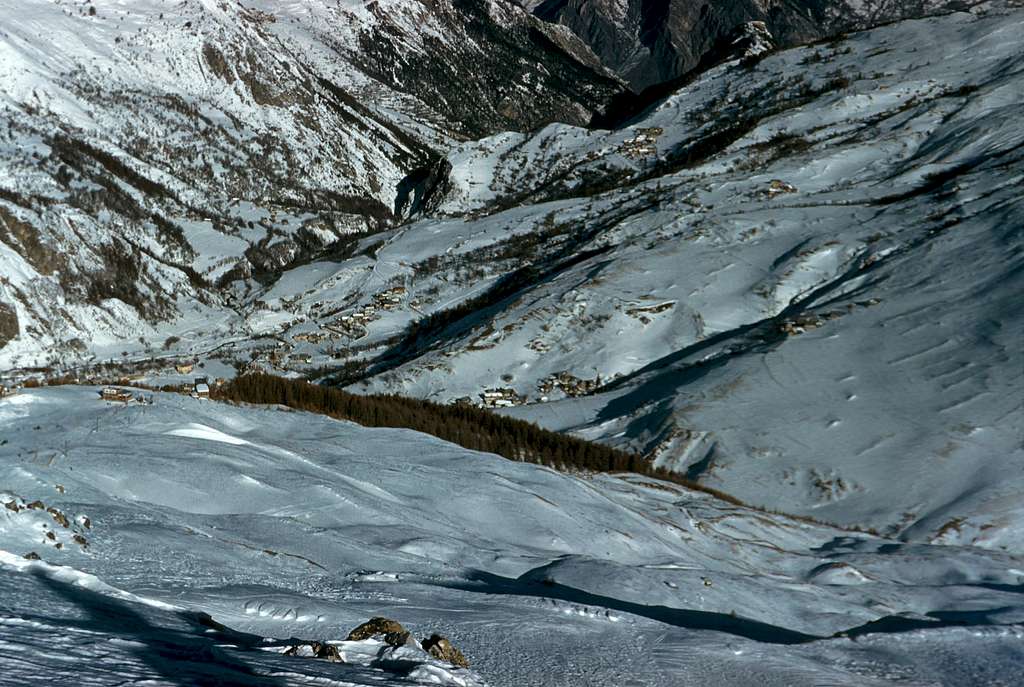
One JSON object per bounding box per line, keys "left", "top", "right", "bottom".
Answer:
{"left": 175, "top": 376, "right": 227, "bottom": 394}
{"left": 97, "top": 375, "right": 212, "bottom": 403}
{"left": 328, "top": 312, "right": 372, "bottom": 339}
{"left": 242, "top": 341, "right": 316, "bottom": 373}
{"left": 625, "top": 301, "right": 675, "bottom": 322}
{"left": 619, "top": 127, "right": 662, "bottom": 159}
{"left": 478, "top": 387, "right": 526, "bottom": 408}
{"left": 536, "top": 372, "right": 601, "bottom": 399}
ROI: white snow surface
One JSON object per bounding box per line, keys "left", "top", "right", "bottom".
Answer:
{"left": 1, "top": 387, "right": 1024, "bottom": 685}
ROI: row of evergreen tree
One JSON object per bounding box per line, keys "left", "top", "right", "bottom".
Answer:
{"left": 214, "top": 373, "right": 743, "bottom": 504}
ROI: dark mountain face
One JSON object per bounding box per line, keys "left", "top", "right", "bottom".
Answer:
{"left": 353, "top": 0, "right": 626, "bottom": 137}
{"left": 530, "top": 0, "right": 970, "bottom": 91}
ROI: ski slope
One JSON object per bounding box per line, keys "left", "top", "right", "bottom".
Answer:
{"left": 2, "top": 387, "right": 1023, "bottom": 685}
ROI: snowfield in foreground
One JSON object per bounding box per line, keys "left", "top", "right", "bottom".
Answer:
{"left": 1, "top": 388, "right": 1023, "bottom": 685}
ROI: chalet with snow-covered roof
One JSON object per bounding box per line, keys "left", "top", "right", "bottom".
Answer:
{"left": 99, "top": 387, "right": 133, "bottom": 403}
{"left": 192, "top": 377, "right": 210, "bottom": 398}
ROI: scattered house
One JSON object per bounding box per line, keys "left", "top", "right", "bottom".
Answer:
{"left": 779, "top": 314, "right": 826, "bottom": 336}
{"left": 328, "top": 286, "right": 408, "bottom": 339}
{"left": 625, "top": 301, "right": 675, "bottom": 324}
{"left": 762, "top": 179, "right": 798, "bottom": 197}
{"left": 175, "top": 362, "right": 195, "bottom": 374}
{"left": 192, "top": 377, "right": 210, "bottom": 399}
{"left": 292, "top": 332, "right": 327, "bottom": 344}
{"left": 99, "top": 387, "right": 133, "bottom": 403}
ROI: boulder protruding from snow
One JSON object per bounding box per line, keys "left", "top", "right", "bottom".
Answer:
{"left": 283, "top": 640, "right": 343, "bottom": 662}
{"left": 421, "top": 634, "right": 469, "bottom": 668}
{"left": 384, "top": 630, "right": 416, "bottom": 648}
{"left": 311, "top": 641, "right": 342, "bottom": 662}
{"left": 346, "top": 617, "right": 407, "bottom": 642}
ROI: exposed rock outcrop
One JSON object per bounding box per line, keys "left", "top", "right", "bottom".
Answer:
{"left": 47, "top": 507, "right": 70, "bottom": 528}
{"left": 353, "top": 0, "right": 625, "bottom": 137}
{"left": 342, "top": 618, "right": 469, "bottom": 667}
{"left": 0, "top": 301, "right": 18, "bottom": 350}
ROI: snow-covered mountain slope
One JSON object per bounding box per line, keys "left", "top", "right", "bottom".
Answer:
{"left": 0, "top": 0, "right": 622, "bottom": 366}
{"left": 3, "top": 387, "right": 1024, "bottom": 685}
{"left": 1, "top": 5, "right": 1021, "bottom": 547}
{"left": 328, "top": 8, "right": 1021, "bottom": 543}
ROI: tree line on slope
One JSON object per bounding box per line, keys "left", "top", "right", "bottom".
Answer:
{"left": 14, "top": 373, "right": 881, "bottom": 533}
{"left": 214, "top": 373, "right": 745, "bottom": 504}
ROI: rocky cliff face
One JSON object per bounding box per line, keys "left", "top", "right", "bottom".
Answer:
{"left": 529, "top": 0, "right": 974, "bottom": 90}
{"left": 351, "top": 0, "right": 625, "bottom": 137}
